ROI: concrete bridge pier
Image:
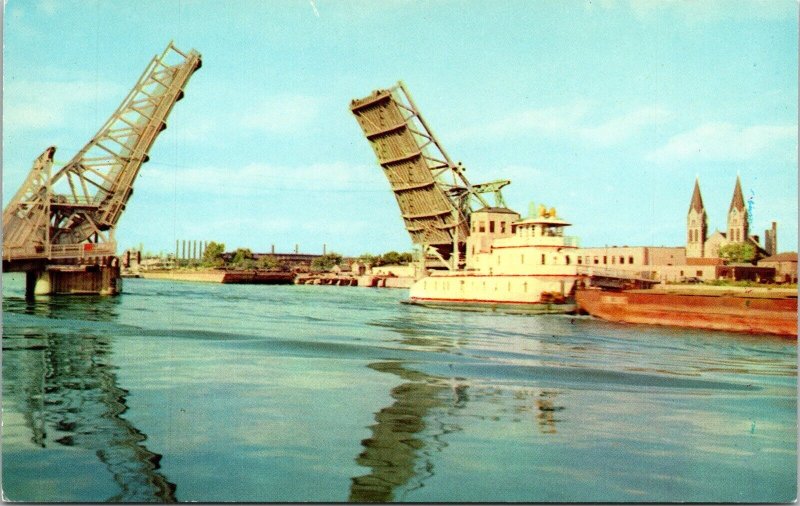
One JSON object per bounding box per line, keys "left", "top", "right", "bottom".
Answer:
{"left": 24, "top": 258, "right": 122, "bottom": 296}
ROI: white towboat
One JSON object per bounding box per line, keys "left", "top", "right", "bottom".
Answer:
{"left": 406, "top": 204, "right": 580, "bottom": 313}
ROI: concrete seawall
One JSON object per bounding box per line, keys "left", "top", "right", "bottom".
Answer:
{"left": 140, "top": 270, "right": 226, "bottom": 283}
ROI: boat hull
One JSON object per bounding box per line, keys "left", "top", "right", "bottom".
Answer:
{"left": 404, "top": 297, "right": 576, "bottom": 314}
{"left": 576, "top": 288, "right": 797, "bottom": 337}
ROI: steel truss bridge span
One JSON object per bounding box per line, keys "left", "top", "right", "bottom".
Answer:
{"left": 3, "top": 42, "right": 201, "bottom": 294}
{"left": 350, "top": 81, "right": 510, "bottom": 270}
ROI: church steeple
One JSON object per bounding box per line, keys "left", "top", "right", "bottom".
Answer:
{"left": 689, "top": 177, "right": 705, "bottom": 213}
{"left": 686, "top": 177, "right": 707, "bottom": 258}
{"left": 727, "top": 175, "right": 748, "bottom": 243}
{"left": 729, "top": 175, "right": 746, "bottom": 213}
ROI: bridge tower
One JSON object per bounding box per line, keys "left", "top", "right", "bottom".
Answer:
{"left": 3, "top": 42, "right": 202, "bottom": 295}
{"left": 350, "top": 81, "right": 511, "bottom": 270}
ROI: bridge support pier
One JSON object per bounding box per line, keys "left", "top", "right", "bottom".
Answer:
{"left": 25, "top": 261, "right": 122, "bottom": 296}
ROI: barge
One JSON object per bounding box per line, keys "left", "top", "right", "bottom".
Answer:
{"left": 221, "top": 270, "right": 294, "bottom": 284}
{"left": 576, "top": 286, "right": 797, "bottom": 337}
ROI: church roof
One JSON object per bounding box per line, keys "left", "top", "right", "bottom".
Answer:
{"left": 729, "top": 175, "right": 746, "bottom": 213}
{"left": 688, "top": 178, "right": 705, "bottom": 213}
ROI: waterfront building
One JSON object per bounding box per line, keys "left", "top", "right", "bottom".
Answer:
{"left": 573, "top": 245, "right": 708, "bottom": 282}
{"left": 575, "top": 176, "right": 783, "bottom": 283}
{"left": 758, "top": 252, "right": 798, "bottom": 284}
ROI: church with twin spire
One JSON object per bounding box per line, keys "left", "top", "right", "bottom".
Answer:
{"left": 686, "top": 176, "right": 777, "bottom": 260}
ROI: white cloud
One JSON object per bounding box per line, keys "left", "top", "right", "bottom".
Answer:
{"left": 582, "top": 106, "right": 673, "bottom": 146}
{"left": 240, "top": 95, "right": 320, "bottom": 135}
{"left": 3, "top": 79, "right": 127, "bottom": 132}
{"left": 139, "top": 161, "right": 378, "bottom": 195}
{"left": 452, "top": 101, "right": 671, "bottom": 147}
{"left": 453, "top": 101, "right": 589, "bottom": 141}
{"left": 647, "top": 122, "right": 797, "bottom": 163}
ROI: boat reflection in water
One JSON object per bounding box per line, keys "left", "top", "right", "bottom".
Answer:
{"left": 2, "top": 296, "right": 176, "bottom": 502}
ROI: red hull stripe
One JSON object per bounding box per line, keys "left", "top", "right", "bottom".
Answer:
{"left": 410, "top": 296, "right": 572, "bottom": 305}
{"left": 426, "top": 274, "right": 582, "bottom": 278}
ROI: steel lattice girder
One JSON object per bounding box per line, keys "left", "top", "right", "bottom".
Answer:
{"left": 350, "top": 81, "right": 487, "bottom": 263}
{"left": 2, "top": 42, "right": 201, "bottom": 263}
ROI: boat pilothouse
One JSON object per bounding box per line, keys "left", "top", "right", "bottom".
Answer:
{"left": 407, "top": 203, "right": 581, "bottom": 312}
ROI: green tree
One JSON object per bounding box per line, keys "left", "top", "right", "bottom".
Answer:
{"left": 357, "top": 251, "right": 414, "bottom": 267}
{"left": 381, "top": 251, "right": 402, "bottom": 265}
{"left": 257, "top": 255, "right": 286, "bottom": 271}
{"left": 357, "top": 253, "right": 380, "bottom": 266}
{"left": 719, "top": 242, "right": 756, "bottom": 264}
{"left": 231, "top": 248, "right": 256, "bottom": 269}
{"left": 202, "top": 241, "right": 225, "bottom": 267}
{"left": 311, "top": 253, "right": 343, "bottom": 272}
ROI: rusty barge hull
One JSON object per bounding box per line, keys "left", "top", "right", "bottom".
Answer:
{"left": 221, "top": 271, "right": 294, "bottom": 284}
{"left": 576, "top": 288, "right": 797, "bottom": 337}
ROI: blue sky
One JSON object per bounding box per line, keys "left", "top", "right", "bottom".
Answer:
{"left": 3, "top": 0, "right": 797, "bottom": 257}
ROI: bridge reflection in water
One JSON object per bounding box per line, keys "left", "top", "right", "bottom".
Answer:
{"left": 349, "top": 320, "right": 565, "bottom": 502}
{"left": 2, "top": 297, "right": 176, "bottom": 502}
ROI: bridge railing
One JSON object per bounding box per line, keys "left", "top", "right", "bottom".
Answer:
{"left": 3, "top": 242, "right": 117, "bottom": 262}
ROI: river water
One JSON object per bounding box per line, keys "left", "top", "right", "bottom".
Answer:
{"left": 2, "top": 274, "right": 796, "bottom": 502}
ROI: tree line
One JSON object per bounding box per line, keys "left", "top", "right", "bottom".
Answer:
{"left": 197, "top": 242, "right": 414, "bottom": 272}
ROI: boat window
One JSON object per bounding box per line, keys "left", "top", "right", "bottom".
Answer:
{"left": 541, "top": 254, "right": 546, "bottom": 265}
{"left": 603, "top": 256, "right": 607, "bottom": 264}
{"left": 593, "top": 256, "right": 598, "bottom": 265}
{"left": 489, "top": 221, "right": 495, "bottom": 233}
{"left": 576, "top": 256, "right": 581, "bottom": 265}
{"left": 565, "top": 255, "right": 571, "bottom": 265}
{"left": 628, "top": 256, "right": 634, "bottom": 264}
{"left": 521, "top": 254, "right": 524, "bottom": 264}
{"left": 479, "top": 222, "right": 485, "bottom": 233}
{"left": 619, "top": 256, "right": 624, "bottom": 264}
{"left": 500, "top": 222, "right": 506, "bottom": 234}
